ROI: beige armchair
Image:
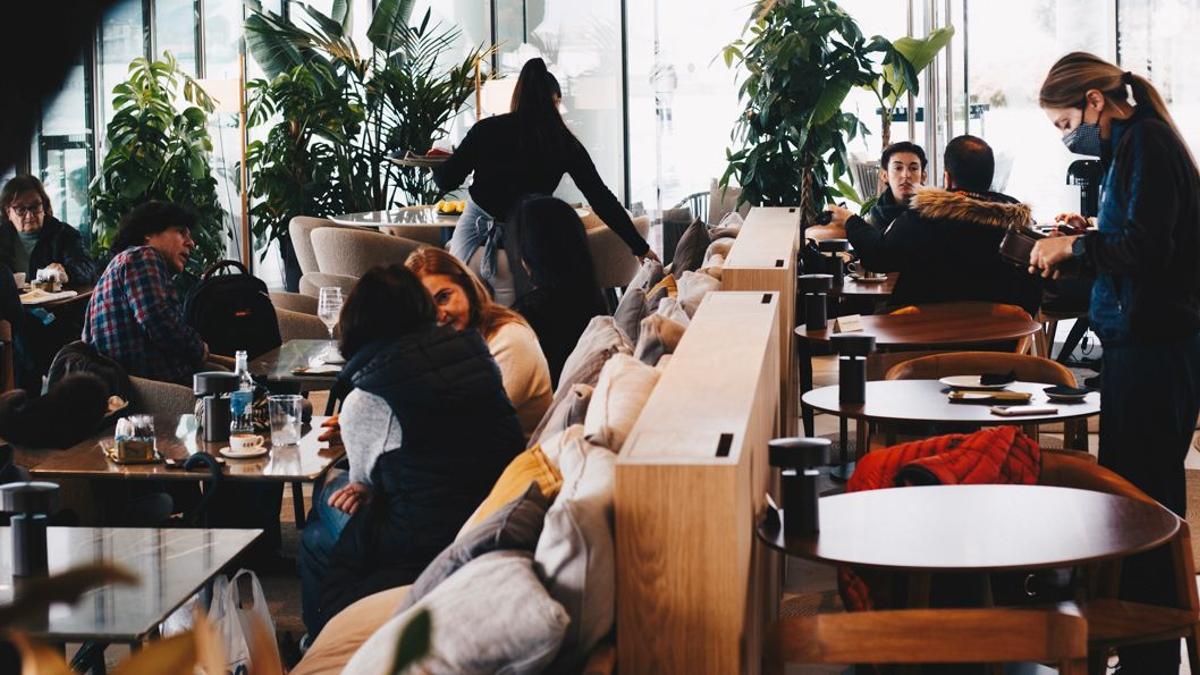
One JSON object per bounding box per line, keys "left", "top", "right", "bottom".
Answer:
{"left": 276, "top": 307, "right": 331, "bottom": 342}
{"left": 269, "top": 291, "right": 318, "bottom": 315}
{"left": 299, "top": 272, "right": 358, "bottom": 298}
{"left": 290, "top": 216, "right": 343, "bottom": 277}
{"left": 587, "top": 215, "right": 651, "bottom": 291}
{"left": 128, "top": 376, "right": 195, "bottom": 418}
{"left": 311, "top": 228, "right": 425, "bottom": 278}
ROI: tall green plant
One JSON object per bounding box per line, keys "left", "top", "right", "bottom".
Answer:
{"left": 865, "top": 26, "right": 955, "bottom": 148}
{"left": 244, "top": 0, "right": 486, "bottom": 233}
{"left": 89, "top": 52, "right": 228, "bottom": 278}
{"left": 720, "top": 0, "right": 882, "bottom": 228}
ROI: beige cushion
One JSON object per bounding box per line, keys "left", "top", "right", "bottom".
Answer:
{"left": 627, "top": 258, "right": 664, "bottom": 293}
{"left": 534, "top": 433, "right": 617, "bottom": 672}
{"left": 633, "top": 314, "right": 687, "bottom": 366}
{"left": 540, "top": 423, "right": 586, "bottom": 469}
{"left": 290, "top": 586, "right": 410, "bottom": 675}
{"left": 344, "top": 551, "right": 568, "bottom": 675}
{"left": 298, "top": 272, "right": 357, "bottom": 298}
{"left": 556, "top": 316, "right": 633, "bottom": 398}
{"left": 699, "top": 253, "right": 725, "bottom": 281}
{"left": 675, "top": 270, "right": 720, "bottom": 317}
{"left": 704, "top": 236, "right": 735, "bottom": 260}
{"left": 655, "top": 296, "right": 691, "bottom": 327}
{"left": 583, "top": 353, "right": 661, "bottom": 451}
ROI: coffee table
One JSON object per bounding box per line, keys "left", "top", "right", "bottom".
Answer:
{"left": 0, "top": 526, "right": 260, "bottom": 644}
{"left": 834, "top": 272, "right": 897, "bottom": 298}
{"left": 251, "top": 339, "right": 342, "bottom": 393}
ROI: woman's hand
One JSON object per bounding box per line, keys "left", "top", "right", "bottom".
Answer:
{"left": 1054, "top": 213, "right": 1089, "bottom": 230}
{"left": 823, "top": 204, "right": 853, "bottom": 230}
{"left": 317, "top": 414, "right": 340, "bottom": 444}
{"left": 327, "top": 480, "right": 371, "bottom": 515}
{"left": 639, "top": 248, "right": 661, "bottom": 264}
{"left": 45, "top": 263, "right": 68, "bottom": 283}
{"left": 1028, "top": 235, "right": 1080, "bottom": 279}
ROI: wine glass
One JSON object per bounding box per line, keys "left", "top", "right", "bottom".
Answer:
{"left": 317, "top": 287, "right": 344, "bottom": 358}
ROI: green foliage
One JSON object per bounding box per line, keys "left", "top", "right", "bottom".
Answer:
{"left": 243, "top": 0, "right": 487, "bottom": 253}
{"left": 720, "top": 0, "right": 882, "bottom": 227}
{"left": 389, "top": 607, "right": 432, "bottom": 674}
{"left": 89, "top": 53, "right": 229, "bottom": 280}
{"left": 864, "top": 25, "right": 954, "bottom": 146}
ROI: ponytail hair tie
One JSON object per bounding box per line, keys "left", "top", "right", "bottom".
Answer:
{"left": 1123, "top": 71, "right": 1134, "bottom": 85}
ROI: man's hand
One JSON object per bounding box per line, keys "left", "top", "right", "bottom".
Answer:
{"left": 328, "top": 481, "right": 372, "bottom": 515}
{"left": 1028, "top": 235, "right": 1080, "bottom": 279}
{"left": 318, "top": 414, "right": 341, "bottom": 444}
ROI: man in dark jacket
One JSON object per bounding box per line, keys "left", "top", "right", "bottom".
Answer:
{"left": 0, "top": 175, "right": 96, "bottom": 284}
{"left": 825, "top": 135, "right": 1042, "bottom": 316}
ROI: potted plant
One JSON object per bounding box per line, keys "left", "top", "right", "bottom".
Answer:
{"left": 865, "top": 26, "right": 955, "bottom": 149}
{"left": 719, "top": 0, "right": 882, "bottom": 229}
{"left": 89, "top": 52, "right": 229, "bottom": 288}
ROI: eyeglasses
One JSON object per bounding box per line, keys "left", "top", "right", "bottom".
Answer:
{"left": 9, "top": 203, "right": 43, "bottom": 217}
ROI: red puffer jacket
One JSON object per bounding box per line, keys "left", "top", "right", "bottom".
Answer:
{"left": 838, "top": 425, "right": 1041, "bottom": 611}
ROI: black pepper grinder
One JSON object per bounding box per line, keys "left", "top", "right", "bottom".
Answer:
{"left": 0, "top": 482, "right": 59, "bottom": 577}
{"left": 830, "top": 333, "right": 876, "bottom": 404}
{"left": 768, "top": 438, "right": 830, "bottom": 535}
{"left": 818, "top": 239, "right": 851, "bottom": 286}
{"left": 799, "top": 274, "right": 833, "bottom": 331}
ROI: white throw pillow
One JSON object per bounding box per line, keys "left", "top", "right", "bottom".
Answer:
{"left": 582, "top": 354, "right": 661, "bottom": 451}
{"left": 343, "top": 550, "right": 568, "bottom": 675}
{"left": 534, "top": 433, "right": 617, "bottom": 673}
{"left": 676, "top": 270, "right": 721, "bottom": 318}
{"left": 655, "top": 297, "right": 691, "bottom": 326}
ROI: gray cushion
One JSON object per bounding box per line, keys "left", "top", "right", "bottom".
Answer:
{"left": 671, "top": 218, "right": 709, "bottom": 275}
{"left": 612, "top": 286, "right": 647, "bottom": 343}
{"left": 344, "top": 550, "right": 569, "bottom": 675}
{"left": 555, "top": 316, "right": 632, "bottom": 398}
{"left": 633, "top": 313, "right": 687, "bottom": 366}
{"left": 626, "top": 259, "right": 664, "bottom": 293}
{"left": 532, "top": 383, "right": 594, "bottom": 449}
{"left": 397, "top": 484, "right": 548, "bottom": 613}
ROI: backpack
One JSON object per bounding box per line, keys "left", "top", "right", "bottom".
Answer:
{"left": 184, "top": 261, "right": 282, "bottom": 359}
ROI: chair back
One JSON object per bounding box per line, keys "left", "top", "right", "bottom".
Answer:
{"left": 587, "top": 215, "right": 651, "bottom": 290}
{"left": 708, "top": 179, "right": 751, "bottom": 226}
{"left": 1040, "top": 451, "right": 1159, "bottom": 506}
{"left": 311, "top": 228, "right": 424, "bottom": 278}
{"left": 276, "top": 307, "right": 331, "bottom": 342}
{"left": 885, "top": 351, "right": 1076, "bottom": 386}
{"left": 269, "top": 291, "right": 318, "bottom": 315}
{"left": 289, "top": 216, "right": 348, "bottom": 276}
{"left": 380, "top": 225, "right": 443, "bottom": 247}
{"left": 299, "top": 272, "right": 358, "bottom": 299}
{"left": 128, "top": 376, "right": 195, "bottom": 418}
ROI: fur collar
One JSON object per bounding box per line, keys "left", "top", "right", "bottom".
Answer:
{"left": 910, "top": 187, "right": 1031, "bottom": 228}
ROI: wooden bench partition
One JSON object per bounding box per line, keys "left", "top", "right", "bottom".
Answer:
{"left": 722, "top": 206, "right": 800, "bottom": 436}
{"left": 616, "top": 291, "right": 782, "bottom": 674}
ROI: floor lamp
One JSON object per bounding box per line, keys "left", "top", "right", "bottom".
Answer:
{"left": 196, "top": 52, "right": 251, "bottom": 271}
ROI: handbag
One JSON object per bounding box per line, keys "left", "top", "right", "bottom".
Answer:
{"left": 998, "top": 224, "right": 1046, "bottom": 267}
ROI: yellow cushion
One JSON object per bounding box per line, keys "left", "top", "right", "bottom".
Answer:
{"left": 290, "top": 585, "right": 410, "bottom": 675}
{"left": 466, "top": 445, "right": 563, "bottom": 530}
{"left": 648, "top": 274, "right": 677, "bottom": 299}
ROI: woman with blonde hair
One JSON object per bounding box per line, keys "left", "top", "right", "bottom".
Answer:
{"left": 1030, "top": 52, "right": 1200, "bottom": 673}
{"left": 406, "top": 246, "right": 552, "bottom": 436}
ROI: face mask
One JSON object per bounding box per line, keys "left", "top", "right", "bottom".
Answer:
{"left": 1062, "top": 100, "right": 1103, "bottom": 156}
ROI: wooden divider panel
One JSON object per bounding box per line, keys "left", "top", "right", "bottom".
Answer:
{"left": 616, "top": 291, "right": 781, "bottom": 674}
{"left": 722, "top": 207, "right": 800, "bottom": 436}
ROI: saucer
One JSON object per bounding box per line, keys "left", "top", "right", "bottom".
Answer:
{"left": 219, "top": 445, "right": 269, "bottom": 459}
{"left": 1043, "top": 385, "right": 1090, "bottom": 402}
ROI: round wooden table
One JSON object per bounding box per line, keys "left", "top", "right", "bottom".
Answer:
{"left": 758, "top": 484, "right": 1178, "bottom": 572}
{"left": 834, "top": 272, "right": 897, "bottom": 298}
{"left": 802, "top": 380, "right": 1101, "bottom": 427}
{"left": 797, "top": 301, "right": 1042, "bottom": 348}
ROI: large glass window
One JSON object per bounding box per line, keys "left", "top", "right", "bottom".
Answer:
{"left": 1118, "top": 0, "right": 1200, "bottom": 154}
{"left": 32, "top": 50, "right": 94, "bottom": 233}
{"left": 155, "top": 0, "right": 199, "bottom": 74}
{"left": 97, "top": 0, "right": 147, "bottom": 130}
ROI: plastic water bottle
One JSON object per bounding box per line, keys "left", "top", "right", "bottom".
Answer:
{"left": 230, "top": 350, "right": 256, "bottom": 441}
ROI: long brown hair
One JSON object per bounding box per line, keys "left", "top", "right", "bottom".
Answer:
{"left": 1039, "top": 51, "right": 1199, "bottom": 181}
{"left": 0, "top": 174, "right": 53, "bottom": 227}
{"left": 404, "top": 247, "right": 527, "bottom": 341}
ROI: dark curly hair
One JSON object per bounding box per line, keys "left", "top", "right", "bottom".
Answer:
{"left": 111, "top": 201, "right": 196, "bottom": 254}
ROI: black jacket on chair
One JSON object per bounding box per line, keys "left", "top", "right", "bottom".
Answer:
{"left": 320, "top": 325, "right": 524, "bottom": 620}
{"left": 847, "top": 187, "right": 1043, "bottom": 317}
{"left": 0, "top": 216, "right": 96, "bottom": 284}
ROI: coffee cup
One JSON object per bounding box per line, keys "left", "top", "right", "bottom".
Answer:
{"left": 228, "top": 433, "right": 265, "bottom": 453}
{"left": 13, "top": 272, "right": 25, "bottom": 289}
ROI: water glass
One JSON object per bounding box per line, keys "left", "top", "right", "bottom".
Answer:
{"left": 268, "top": 395, "right": 303, "bottom": 446}
{"left": 317, "top": 287, "right": 344, "bottom": 358}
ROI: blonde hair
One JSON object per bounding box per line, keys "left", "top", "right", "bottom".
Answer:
{"left": 404, "top": 247, "right": 527, "bottom": 340}
{"left": 1040, "top": 51, "right": 1199, "bottom": 179}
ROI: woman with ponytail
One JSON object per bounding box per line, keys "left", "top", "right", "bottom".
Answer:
{"left": 1031, "top": 52, "right": 1200, "bottom": 673}
{"left": 432, "top": 57, "right": 656, "bottom": 306}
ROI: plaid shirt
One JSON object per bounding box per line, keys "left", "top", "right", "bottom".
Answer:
{"left": 83, "top": 246, "right": 205, "bottom": 384}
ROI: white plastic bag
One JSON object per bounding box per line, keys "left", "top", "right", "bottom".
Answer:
{"left": 208, "top": 569, "right": 279, "bottom": 675}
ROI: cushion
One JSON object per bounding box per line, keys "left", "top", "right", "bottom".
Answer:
{"left": 644, "top": 283, "right": 670, "bottom": 313}
{"left": 676, "top": 270, "right": 721, "bottom": 317}
{"left": 627, "top": 258, "right": 665, "bottom": 293}
{"left": 290, "top": 586, "right": 410, "bottom": 675}
{"left": 655, "top": 296, "right": 691, "bottom": 327}
{"left": 647, "top": 274, "right": 677, "bottom": 300}
{"left": 404, "top": 484, "right": 548, "bottom": 611}
{"left": 555, "top": 316, "right": 632, "bottom": 400}
{"left": 534, "top": 433, "right": 617, "bottom": 672}
{"left": 344, "top": 550, "right": 569, "bottom": 675}
{"left": 539, "top": 423, "right": 585, "bottom": 468}
{"left": 671, "top": 218, "right": 710, "bottom": 275}
{"left": 699, "top": 253, "right": 725, "bottom": 281}
{"left": 705, "top": 236, "right": 735, "bottom": 260}
{"left": 707, "top": 226, "right": 740, "bottom": 240}
{"left": 583, "top": 353, "right": 661, "bottom": 451}
{"left": 461, "top": 446, "right": 562, "bottom": 533}
{"left": 633, "top": 314, "right": 687, "bottom": 366}
{"left": 612, "top": 286, "right": 647, "bottom": 343}
{"left": 531, "top": 382, "right": 594, "bottom": 450}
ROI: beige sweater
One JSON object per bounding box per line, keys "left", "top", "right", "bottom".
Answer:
{"left": 487, "top": 321, "right": 553, "bottom": 438}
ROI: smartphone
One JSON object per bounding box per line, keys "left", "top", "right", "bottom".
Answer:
{"left": 990, "top": 404, "right": 1058, "bottom": 416}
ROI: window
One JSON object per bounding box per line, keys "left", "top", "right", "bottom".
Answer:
{"left": 31, "top": 49, "right": 94, "bottom": 234}
{"left": 97, "top": 1, "right": 147, "bottom": 130}
{"left": 1118, "top": 0, "right": 1200, "bottom": 155}
{"left": 155, "top": 0, "right": 199, "bottom": 75}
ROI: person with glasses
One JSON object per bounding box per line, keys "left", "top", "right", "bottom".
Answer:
{"left": 0, "top": 175, "right": 95, "bottom": 284}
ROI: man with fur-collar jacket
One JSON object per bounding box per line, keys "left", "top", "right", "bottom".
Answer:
{"left": 824, "top": 135, "right": 1043, "bottom": 316}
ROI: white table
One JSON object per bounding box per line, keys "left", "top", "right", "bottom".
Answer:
{"left": 330, "top": 206, "right": 458, "bottom": 246}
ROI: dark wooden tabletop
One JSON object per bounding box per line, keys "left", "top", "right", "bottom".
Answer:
{"left": 796, "top": 301, "right": 1042, "bottom": 347}
{"left": 834, "top": 272, "right": 897, "bottom": 297}
{"left": 0, "top": 526, "right": 260, "bottom": 643}
{"left": 802, "top": 380, "right": 1101, "bottom": 425}
{"left": 250, "top": 339, "right": 342, "bottom": 391}
{"left": 758, "top": 484, "right": 1178, "bottom": 572}
{"left": 17, "top": 414, "right": 344, "bottom": 482}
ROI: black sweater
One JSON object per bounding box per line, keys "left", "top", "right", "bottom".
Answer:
{"left": 432, "top": 113, "right": 649, "bottom": 256}
{"left": 0, "top": 216, "right": 96, "bottom": 284}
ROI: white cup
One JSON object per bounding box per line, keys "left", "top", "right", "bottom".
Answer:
{"left": 12, "top": 273, "right": 24, "bottom": 288}
{"left": 229, "top": 433, "right": 265, "bottom": 453}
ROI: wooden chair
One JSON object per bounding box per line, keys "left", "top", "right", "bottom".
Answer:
{"left": 763, "top": 603, "right": 1088, "bottom": 674}
{"left": 0, "top": 319, "right": 14, "bottom": 393}
{"left": 1041, "top": 452, "right": 1200, "bottom": 672}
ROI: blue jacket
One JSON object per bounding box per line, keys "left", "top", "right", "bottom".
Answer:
{"left": 1080, "top": 107, "right": 1200, "bottom": 344}
{"left": 320, "top": 325, "right": 524, "bottom": 618}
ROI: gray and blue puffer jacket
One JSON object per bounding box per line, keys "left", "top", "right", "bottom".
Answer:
{"left": 1082, "top": 106, "right": 1200, "bottom": 344}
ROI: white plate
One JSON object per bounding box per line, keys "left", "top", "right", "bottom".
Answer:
{"left": 849, "top": 274, "right": 888, "bottom": 284}
{"left": 938, "top": 375, "right": 1012, "bottom": 390}
{"left": 323, "top": 352, "right": 347, "bottom": 365}
{"left": 219, "top": 445, "right": 270, "bottom": 459}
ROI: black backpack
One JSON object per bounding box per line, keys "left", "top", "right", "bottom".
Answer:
{"left": 184, "top": 260, "right": 282, "bottom": 359}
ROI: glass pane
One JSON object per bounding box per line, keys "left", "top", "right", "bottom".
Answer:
{"left": 957, "top": 0, "right": 1115, "bottom": 220}
{"left": 40, "top": 148, "right": 92, "bottom": 232}
{"left": 1118, "top": 0, "right": 1200, "bottom": 155}
{"left": 98, "top": 0, "right": 146, "bottom": 130}
{"left": 155, "top": 0, "right": 198, "bottom": 75}
{"left": 35, "top": 46, "right": 94, "bottom": 232}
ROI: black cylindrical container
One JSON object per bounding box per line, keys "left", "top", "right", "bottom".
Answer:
{"left": 768, "top": 438, "right": 830, "bottom": 535}
{"left": 830, "top": 334, "right": 876, "bottom": 404}
{"left": 818, "top": 239, "right": 850, "bottom": 287}
{"left": 203, "top": 396, "right": 233, "bottom": 442}
{"left": 799, "top": 274, "right": 833, "bottom": 331}
{"left": 11, "top": 514, "right": 48, "bottom": 577}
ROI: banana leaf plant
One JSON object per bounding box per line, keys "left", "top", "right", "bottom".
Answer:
{"left": 866, "top": 26, "right": 955, "bottom": 149}
{"left": 243, "top": 0, "right": 488, "bottom": 238}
